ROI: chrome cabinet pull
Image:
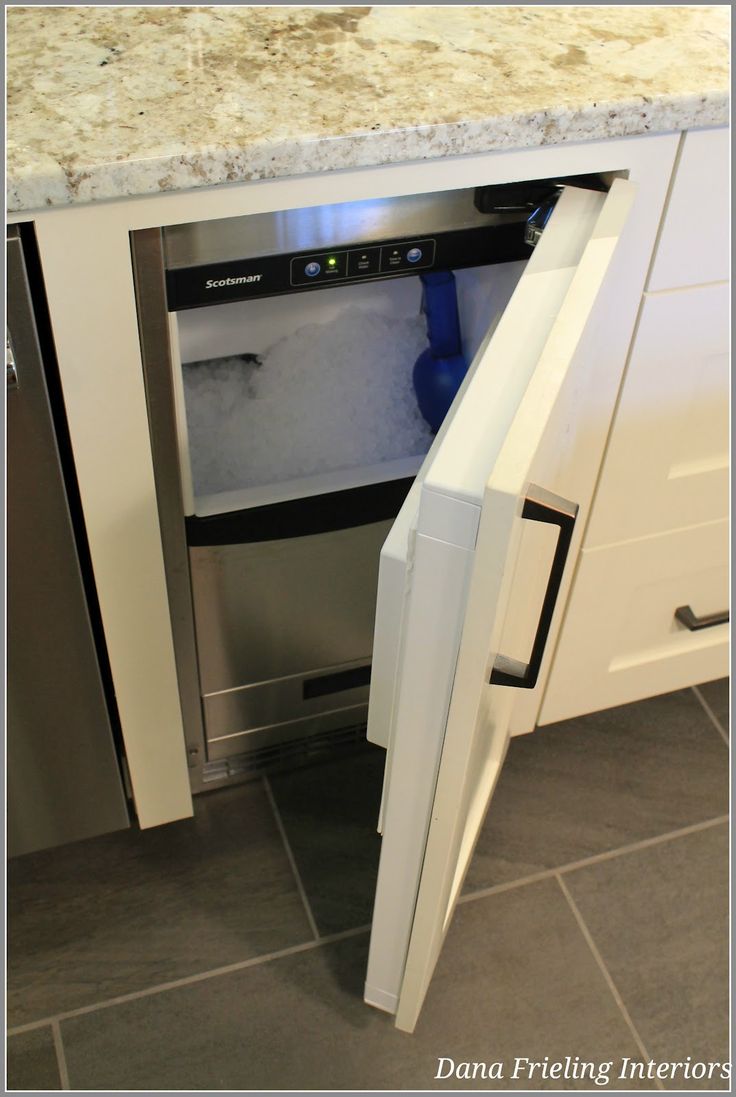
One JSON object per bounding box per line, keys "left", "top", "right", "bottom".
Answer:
{"left": 7, "top": 335, "right": 18, "bottom": 390}
{"left": 490, "top": 485, "right": 578, "bottom": 690}
{"left": 674, "top": 605, "right": 729, "bottom": 631}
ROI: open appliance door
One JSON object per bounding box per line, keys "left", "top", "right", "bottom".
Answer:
{"left": 365, "top": 179, "right": 635, "bottom": 1032}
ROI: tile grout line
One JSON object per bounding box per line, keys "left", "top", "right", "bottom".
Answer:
{"left": 6, "top": 924, "right": 372, "bottom": 1036}
{"left": 457, "top": 813, "right": 729, "bottom": 907}
{"left": 692, "top": 684, "right": 729, "bottom": 747}
{"left": 457, "top": 866, "right": 563, "bottom": 905}
{"left": 555, "top": 873, "right": 665, "bottom": 1094}
{"left": 262, "top": 774, "right": 321, "bottom": 941}
{"left": 51, "top": 1020, "right": 70, "bottom": 1090}
{"left": 9, "top": 816, "right": 728, "bottom": 1037}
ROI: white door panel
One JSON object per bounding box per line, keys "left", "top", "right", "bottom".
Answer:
{"left": 423, "top": 189, "right": 606, "bottom": 508}
{"left": 366, "top": 187, "right": 604, "bottom": 758}
{"left": 364, "top": 531, "right": 475, "bottom": 1014}
{"left": 366, "top": 179, "right": 635, "bottom": 1032}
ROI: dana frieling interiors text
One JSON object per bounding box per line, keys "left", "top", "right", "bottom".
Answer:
{"left": 435, "top": 1055, "right": 731, "bottom": 1086}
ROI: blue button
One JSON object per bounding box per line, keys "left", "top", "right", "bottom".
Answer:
{"left": 406, "top": 247, "right": 423, "bottom": 263}
{"left": 305, "top": 261, "right": 321, "bottom": 277}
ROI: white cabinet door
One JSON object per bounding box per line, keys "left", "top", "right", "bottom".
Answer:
{"left": 365, "top": 180, "right": 635, "bottom": 1033}
{"left": 583, "top": 282, "right": 729, "bottom": 547}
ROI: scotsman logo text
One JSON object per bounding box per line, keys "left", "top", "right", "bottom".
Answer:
{"left": 205, "top": 274, "right": 262, "bottom": 289}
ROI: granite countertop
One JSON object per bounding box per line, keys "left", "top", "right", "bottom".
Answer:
{"left": 7, "top": 5, "right": 730, "bottom": 212}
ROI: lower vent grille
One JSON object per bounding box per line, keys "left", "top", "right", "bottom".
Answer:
{"left": 202, "top": 722, "right": 369, "bottom": 784}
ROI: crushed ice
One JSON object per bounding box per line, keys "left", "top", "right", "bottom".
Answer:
{"left": 182, "top": 306, "right": 433, "bottom": 497}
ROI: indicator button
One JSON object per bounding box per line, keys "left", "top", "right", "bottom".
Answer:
{"left": 347, "top": 245, "right": 381, "bottom": 277}
{"left": 379, "top": 239, "right": 435, "bottom": 274}
{"left": 291, "top": 251, "right": 347, "bottom": 285}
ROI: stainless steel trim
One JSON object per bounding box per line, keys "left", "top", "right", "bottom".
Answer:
{"left": 130, "top": 228, "right": 208, "bottom": 784}
{"left": 163, "top": 188, "right": 519, "bottom": 269}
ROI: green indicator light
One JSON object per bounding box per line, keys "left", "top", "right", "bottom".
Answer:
{"left": 328, "top": 257, "right": 337, "bottom": 267}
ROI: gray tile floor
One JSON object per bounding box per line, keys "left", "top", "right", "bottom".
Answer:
{"left": 7, "top": 682, "right": 730, "bottom": 1091}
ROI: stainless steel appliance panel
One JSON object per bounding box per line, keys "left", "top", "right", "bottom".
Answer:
{"left": 7, "top": 226, "right": 130, "bottom": 856}
{"left": 163, "top": 188, "right": 514, "bottom": 269}
{"left": 190, "top": 521, "right": 389, "bottom": 745}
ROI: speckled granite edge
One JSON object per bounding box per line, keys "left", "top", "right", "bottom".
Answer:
{"left": 8, "top": 91, "right": 729, "bottom": 214}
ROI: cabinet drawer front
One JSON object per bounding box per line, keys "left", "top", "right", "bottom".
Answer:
{"left": 541, "top": 520, "right": 728, "bottom": 724}
{"left": 586, "top": 283, "right": 728, "bottom": 547}
{"left": 648, "top": 127, "right": 729, "bottom": 291}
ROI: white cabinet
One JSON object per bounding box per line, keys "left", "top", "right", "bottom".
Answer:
{"left": 647, "top": 127, "right": 730, "bottom": 291}
{"left": 14, "top": 124, "right": 723, "bottom": 1031}
{"left": 541, "top": 125, "right": 729, "bottom": 725}
{"left": 20, "top": 130, "right": 679, "bottom": 830}
{"left": 541, "top": 521, "right": 728, "bottom": 722}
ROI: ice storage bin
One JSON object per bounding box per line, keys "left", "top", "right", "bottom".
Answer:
{"left": 171, "top": 234, "right": 530, "bottom": 517}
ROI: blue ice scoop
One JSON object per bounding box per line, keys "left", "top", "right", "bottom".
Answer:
{"left": 412, "top": 271, "right": 467, "bottom": 433}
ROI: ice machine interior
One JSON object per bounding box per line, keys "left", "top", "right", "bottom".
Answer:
{"left": 132, "top": 177, "right": 604, "bottom": 786}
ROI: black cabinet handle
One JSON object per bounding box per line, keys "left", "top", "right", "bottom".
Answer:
{"left": 674, "top": 605, "right": 729, "bottom": 632}
{"left": 490, "top": 484, "right": 578, "bottom": 690}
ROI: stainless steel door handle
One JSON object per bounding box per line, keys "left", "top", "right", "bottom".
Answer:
{"left": 490, "top": 484, "right": 578, "bottom": 690}
{"left": 7, "top": 335, "right": 18, "bottom": 390}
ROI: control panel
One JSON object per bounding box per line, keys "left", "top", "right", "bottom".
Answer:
{"left": 165, "top": 221, "right": 531, "bottom": 312}
{"left": 290, "top": 238, "right": 435, "bottom": 287}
